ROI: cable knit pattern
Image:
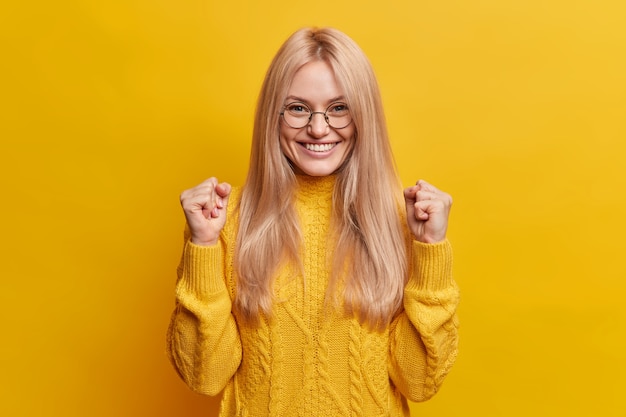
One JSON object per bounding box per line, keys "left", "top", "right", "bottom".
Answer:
{"left": 348, "top": 320, "right": 363, "bottom": 417}
{"left": 167, "top": 175, "right": 459, "bottom": 416}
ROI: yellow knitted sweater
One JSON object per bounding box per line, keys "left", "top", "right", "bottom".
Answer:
{"left": 167, "top": 175, "right": 459, "bottom": 416}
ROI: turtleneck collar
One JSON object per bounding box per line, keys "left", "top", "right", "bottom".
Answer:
{"left": 295, "top": 174, "right": 337, "bottom": 194}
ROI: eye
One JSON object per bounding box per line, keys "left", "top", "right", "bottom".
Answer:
{"left": 285, "top": 102, "right": 310, "bottom": 115}
{"left": 328, "top": 102, "right": 349, "bottom": 115}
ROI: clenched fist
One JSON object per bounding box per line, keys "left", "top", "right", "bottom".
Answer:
{"left": 404, "top": 180, "right": 452, "bottom": 244}
{"left": 180, "top": 177, "right": 232, "bottom": 246}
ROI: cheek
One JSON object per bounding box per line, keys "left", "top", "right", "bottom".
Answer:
{"left": 342, "top": 128, "right": 356, "bottom": 152}
{"left": 278, "top": 130, "right": 294, "bottom": 157}
{"left": 279, "top": 122, "right": 293, "bottom": 142}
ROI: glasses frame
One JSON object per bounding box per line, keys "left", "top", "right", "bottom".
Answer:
{"left": 280, "top": 101, "right": 352, "bottom": 129}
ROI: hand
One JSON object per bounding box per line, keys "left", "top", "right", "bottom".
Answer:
{"left": 180, "top": 177, "right": 232, "bottom": 246}
{"left": 404, "top": 180, "right": 452, "bottom": 243}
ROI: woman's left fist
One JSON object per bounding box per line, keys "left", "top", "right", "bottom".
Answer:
{"left": 403, "top": 180, "right": 453, "bottom": 243}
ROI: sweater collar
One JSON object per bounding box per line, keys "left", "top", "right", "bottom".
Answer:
{"left": 295, "top": 174, "right": 337, "bottom": 196}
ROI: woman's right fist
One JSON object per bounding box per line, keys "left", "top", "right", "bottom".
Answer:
{"left": 180, "top": 177, "right": 231, "bottom": 246}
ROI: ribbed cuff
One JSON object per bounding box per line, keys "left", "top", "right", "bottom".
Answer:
{"left": 406, "top": 239, "right": 453, "bottom": 292}
{"left": 179, "top": 240, "right": 227, "bottom": 299}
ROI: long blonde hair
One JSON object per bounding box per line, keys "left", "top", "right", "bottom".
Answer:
{"left": 234, "top": 27, "right": 408, "bottom": 328}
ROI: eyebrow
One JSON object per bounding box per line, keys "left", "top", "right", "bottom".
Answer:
{"left": 285, "top": 95, "right": 346, "bottom": 105}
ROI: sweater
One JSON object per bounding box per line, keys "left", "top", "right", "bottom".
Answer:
{"left": 167, "top": 175, "right": 459, "bottom": 417}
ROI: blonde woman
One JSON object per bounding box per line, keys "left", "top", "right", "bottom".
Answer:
{"left": 167, "top": 27, "right": 459, "bottom": 416}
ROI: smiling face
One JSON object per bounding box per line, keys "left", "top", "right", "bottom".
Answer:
{"left": 279, "top": 60, "right": 355, "bottom": 177}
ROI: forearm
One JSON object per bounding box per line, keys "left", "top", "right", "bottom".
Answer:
{"left": 388, "top": 240, "right": 459, "bottom": 401}
{"left": 166, "top": 240, "right": 242, "bottom": 395}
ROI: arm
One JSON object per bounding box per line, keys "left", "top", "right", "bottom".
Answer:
{"left": 388, "top": 180, "right": 459, "bottom": 400}
{"left": 166, "top": 178, "right": 242, "bottom": 395}
{"left": 388, "top": 239, "right": 459, "bottom": 401}
{"left": 166, "top": 236, "right": 242, "bottom": 396}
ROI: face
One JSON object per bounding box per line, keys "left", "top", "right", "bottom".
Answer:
{"left": 279, "top": 60, "right": 355, "bottom": 177}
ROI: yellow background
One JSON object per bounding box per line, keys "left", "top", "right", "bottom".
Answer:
{"left": 1, "top": 0, "right": 625, "bottom": 415}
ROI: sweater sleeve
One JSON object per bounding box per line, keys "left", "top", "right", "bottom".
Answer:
{"left": 166, "top": 232, "right": 242, "bottom": 396}
{"left": 388, "top": 239, "right": 459, "bottom": 402}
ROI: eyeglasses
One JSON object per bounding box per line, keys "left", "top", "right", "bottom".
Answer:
{"left": 280, "top": 101, "right": 352, "bottom": 129}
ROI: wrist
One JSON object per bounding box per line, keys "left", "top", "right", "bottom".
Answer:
{"left": 416, "top": 235, "right": 446, "bottom": 244}
{"left": 190, "top": 235, "right": 219, "bottom": 246}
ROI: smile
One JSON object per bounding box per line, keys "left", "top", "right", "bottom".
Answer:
{"left": 304, "top": 142, "right": 338, "bottom": 152}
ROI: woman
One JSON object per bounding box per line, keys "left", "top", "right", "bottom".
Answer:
{"left": 167, "top": 27, "right": 459, "bottom": 416}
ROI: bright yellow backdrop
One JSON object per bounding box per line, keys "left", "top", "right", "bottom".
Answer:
{"left": 1, "top": 1, "right": 624, "bottom": 416}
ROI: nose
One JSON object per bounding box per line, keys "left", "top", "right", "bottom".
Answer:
{"left": 307, "top": 112, "right": 329, "bottom": 138}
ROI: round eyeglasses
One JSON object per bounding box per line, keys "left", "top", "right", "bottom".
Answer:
{"left": 280, "top": 102, "right": 352, "bottom": 129}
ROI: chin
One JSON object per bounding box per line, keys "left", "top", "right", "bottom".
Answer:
{"left": 287, "top": 152, "right": 349, "bottom": 176}
{"left": 299, "top": 164, "right": 342, "bottom": 177}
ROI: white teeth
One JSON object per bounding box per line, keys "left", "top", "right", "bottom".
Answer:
{"left": 305, "top": 143, "right": 336, "bottom": 152}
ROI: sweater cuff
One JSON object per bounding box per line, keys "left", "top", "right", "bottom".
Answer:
{"left": 406, "top": 239, "right": 453, "bottom": 292}
{"left": 179, "top": 240, "right": 227, "bottom": 299}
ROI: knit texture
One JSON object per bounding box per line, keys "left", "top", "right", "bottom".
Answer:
{"left": 167, "top": 175, "right": 459, "bottom": 416}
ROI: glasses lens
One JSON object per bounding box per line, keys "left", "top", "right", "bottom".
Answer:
{"left": 283, "top": 102, "right": 311, "bottom": 129}
{"left": 326, "top": 102, "right": 351, "bottom": 129}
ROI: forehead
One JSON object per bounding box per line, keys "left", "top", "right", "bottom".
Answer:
{"left": 286, "top": 61, "right": 345, "bottom": 104}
